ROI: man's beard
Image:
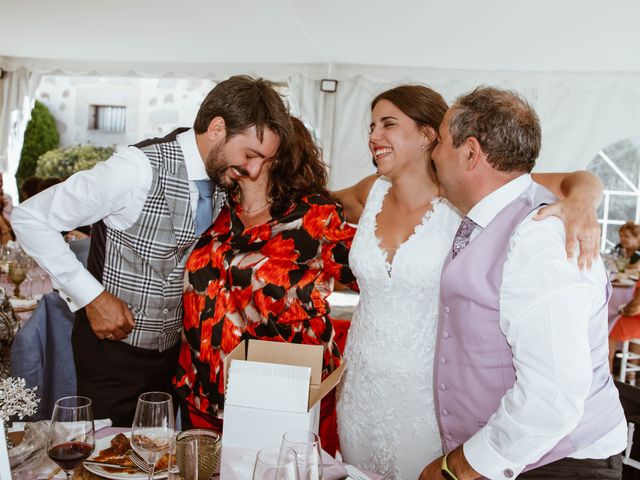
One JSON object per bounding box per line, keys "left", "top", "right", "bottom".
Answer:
{"left": 205, "top": 142, "right": 245, "bottom": 188}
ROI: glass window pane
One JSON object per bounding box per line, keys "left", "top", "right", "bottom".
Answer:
{"left": 606, "top": 224, "right": 621, "bottom": 250}
{"left": 589, "top": 138, "right": 640, "bottom": 192}
{"left": 608, "top": 195, "right": 637, "bottom": 222}
{"left": 590, "top": 160, "right": 632, "bottom": 192}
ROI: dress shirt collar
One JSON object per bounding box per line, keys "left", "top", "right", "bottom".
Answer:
{"left": 177, "top": 128, "right": 209, "bottom": 181}
{"left": 466, "top": 174, "right": 532, "bottom": 229}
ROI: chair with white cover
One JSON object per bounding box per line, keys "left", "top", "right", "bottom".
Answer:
{"left": 618, "top": 339, "right": 640, "bottom": 385}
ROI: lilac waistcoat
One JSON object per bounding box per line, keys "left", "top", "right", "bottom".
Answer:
{"left": 434, "top": 182, "right": 624, "bottom": 471}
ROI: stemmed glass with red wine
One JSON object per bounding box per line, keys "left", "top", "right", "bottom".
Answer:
{"left": 47, "top": 396, "right": 95, "bottom": 479}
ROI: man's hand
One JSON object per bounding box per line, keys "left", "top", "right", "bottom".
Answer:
{"left": 85, "top": 290, "right": 135, "bottom": 340}
{"left": 535, "top": 197, "right": 601, "bottom": 270}
{"left": 419, "top": 447, "right": 482, "bottom": 480}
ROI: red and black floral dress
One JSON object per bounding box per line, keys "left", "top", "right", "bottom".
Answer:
{"left": 173, "top": 194, "right": 357, "bottom": 426}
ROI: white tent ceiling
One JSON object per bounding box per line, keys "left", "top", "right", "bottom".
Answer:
{"left": 1, "top": 0, "right": 640, "bottom": 193}
{"left": 1, "top": 0, "right": 639, "bottom": 72}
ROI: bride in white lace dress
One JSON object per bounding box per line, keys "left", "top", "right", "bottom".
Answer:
{"left": 338, "top": 177, "right": 459, "bottom": 479}
{"left": 333, "top": 85, "right": 602, "bottom": 480}
{"left": 335, "top": 86, "right": 455, "bottom": 480}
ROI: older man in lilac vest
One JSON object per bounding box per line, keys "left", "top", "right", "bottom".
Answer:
{"left": 420, "top": 87, "right": 626, "bottom": 480}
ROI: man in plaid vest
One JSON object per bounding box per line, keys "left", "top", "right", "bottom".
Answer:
{"left": 12, "top": 76, "right": 293, "bottom": 425}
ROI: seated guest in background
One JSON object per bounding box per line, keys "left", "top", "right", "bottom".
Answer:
{"left": 20, "top": 175, "right": 43, "bottom": 201}
{"left": 0, "top": 174, "right": 13, "bottom": 222}
{"left": 0, "top": 215, "right": 12, "bottom": 245}
{"left": 173, "top": 117, "right": 357, "bottom": 431}
{"left": 0, "top": 175, "right": 13, "bottom": 244}
{"left": 611, "top": 220, "right": 640, "bottom": 268}
{"left": 419, "top": 87, "right": 625, "bottom": 479}
{"left": 36, "top": 176, "right": 64, "bottom": 194}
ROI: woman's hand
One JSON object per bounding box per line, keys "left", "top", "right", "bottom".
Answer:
{"left": 535, "top": 197, "right": 600, "bottom": 270}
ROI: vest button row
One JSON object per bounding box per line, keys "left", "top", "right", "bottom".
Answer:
{"left": 439, "top": 356, "right": 447, "bottom": 365}
{"left": 443, "top": 306, "right": 450, "bottom": 314}
{"left": 439, "top": 383, "right": 446, "bottom": 391}
{"left": 442, "top": 331, "right": 450, "bottom": 339}
{"left": 441, "top": 408, "right": 449, "bottom": 416}
{"left": 444, "top": 434, "right": 453, "bottom": 441}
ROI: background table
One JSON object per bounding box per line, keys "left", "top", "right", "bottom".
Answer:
{"left": 609, "top": 283, "right": 636, "bottom": 332}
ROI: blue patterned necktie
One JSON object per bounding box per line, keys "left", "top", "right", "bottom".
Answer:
{"left": 194, "top": 179, "right": 215, "bottom": 235}
{"left": 452, "top": 216, "right": 477, "bottom": 258}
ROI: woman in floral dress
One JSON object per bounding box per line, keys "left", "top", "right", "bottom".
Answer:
{"left": 173, "top": 117, "right": 357, "bottom": 434}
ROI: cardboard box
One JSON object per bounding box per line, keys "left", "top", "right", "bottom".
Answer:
{"left": 221, "top": 339, "right": 345, "bottom": 454}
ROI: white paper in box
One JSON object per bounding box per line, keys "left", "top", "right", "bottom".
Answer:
{"left": 225, "top": 359, "right": 311, "bottom": 412}
{"left": 221, "top": 340, "right": 346, "bottom": 458}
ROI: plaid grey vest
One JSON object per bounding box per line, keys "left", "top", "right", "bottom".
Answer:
{"left": 87, "top": 129, "right": 225, "bottom": 351}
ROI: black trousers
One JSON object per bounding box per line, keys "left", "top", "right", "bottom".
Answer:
{"left": 518, "top": 454, "right": 622, "bottom": 479}
{"left": 72, "top": 310, "right": 180, "bottom": 427}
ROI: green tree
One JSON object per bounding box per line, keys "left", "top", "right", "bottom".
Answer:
{"left": 36, "top": 145, "right": 114, "bottom": 178}
{"left": 16, "top": 101, "right": 60, "bottom": 197}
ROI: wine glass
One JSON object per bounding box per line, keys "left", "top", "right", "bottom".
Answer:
{"left": 252, "top": 446, "right": 299, "bottom": 480}
{"left": 47, "top": 396, "right": 95, "bottom": 480}
{"left": 281, "top": 430, "right": 323, "bottom": 480}
{"left": 8, "top": 261, "right": 28, "bottom": 298}
{"left": 131, "top": 391, "right": 175, "bottom": 480}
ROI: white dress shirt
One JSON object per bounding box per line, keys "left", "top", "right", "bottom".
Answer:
{"left": 11, "top": 129, "right": 210, "bottom": 311}
{"left": 462, "top": 174, "right": 626, "bottom": 478}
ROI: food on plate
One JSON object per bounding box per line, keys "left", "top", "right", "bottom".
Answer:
{"left": 89, "top": 433, "right": 170, "bottom": 474}
{"left": 111, "top": 433, "right": 131, "bottom": 456}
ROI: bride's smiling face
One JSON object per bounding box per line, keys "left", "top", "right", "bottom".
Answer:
{"left": 368, "top": 99, "right": 427, "bottom": 177}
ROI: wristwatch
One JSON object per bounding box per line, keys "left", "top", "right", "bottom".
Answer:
{"left": 441, "top": 453, "right": 459, "bottom": 480}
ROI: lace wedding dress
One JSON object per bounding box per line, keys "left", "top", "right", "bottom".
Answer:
{"left": 336, "top": 177, "right": 461, "bottom": 480}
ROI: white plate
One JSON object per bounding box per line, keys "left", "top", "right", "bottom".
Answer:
{"left": 84, "top": 433, "right": 168, "bottom": 480}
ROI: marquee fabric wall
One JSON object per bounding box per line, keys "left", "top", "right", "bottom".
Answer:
{"left": 2, "top": 56, "right": 640, "bottom": 193}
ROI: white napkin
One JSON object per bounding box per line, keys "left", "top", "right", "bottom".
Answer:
{"left": 9, "top": 417, "right": 112, "bottom": 433}
{"left": 9, "top": 294, "right": 42, "bottom": 310}
{"left": 94, "top": 418, "right": 113, "bottom": 431}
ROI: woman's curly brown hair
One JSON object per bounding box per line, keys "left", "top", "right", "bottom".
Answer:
{"left": 268, "top": 117, "right": 330, "bottom": 215}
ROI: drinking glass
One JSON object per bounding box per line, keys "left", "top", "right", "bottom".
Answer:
{"left": 131, "top": 391, "right": 175, "bottom": 480}
{"left": 22, "top": 272, "right": 34, "bottom": 298}
{"left": 252, "top": 445, "right": 299, "bottom": 480}
{"left": 281, "top": 430, "right": 323, "bottom": 480}
{"left": 8, "top": 261, "right": 28, "bottom": 297}
{"left": 175, "top": 429, "right": 221, "bottom": 480}
{"left": 47, "top": 396, "right": 95, "bottom": 480}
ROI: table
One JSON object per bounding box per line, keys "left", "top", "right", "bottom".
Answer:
{"left": 1, "top": 263, "right": 53, "bottom": 324}
{"left": 609, "top": 284, "right": 636, "bottom": 332}
{"left": 32, "top": 427, "right": 380, "bottom": 480}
